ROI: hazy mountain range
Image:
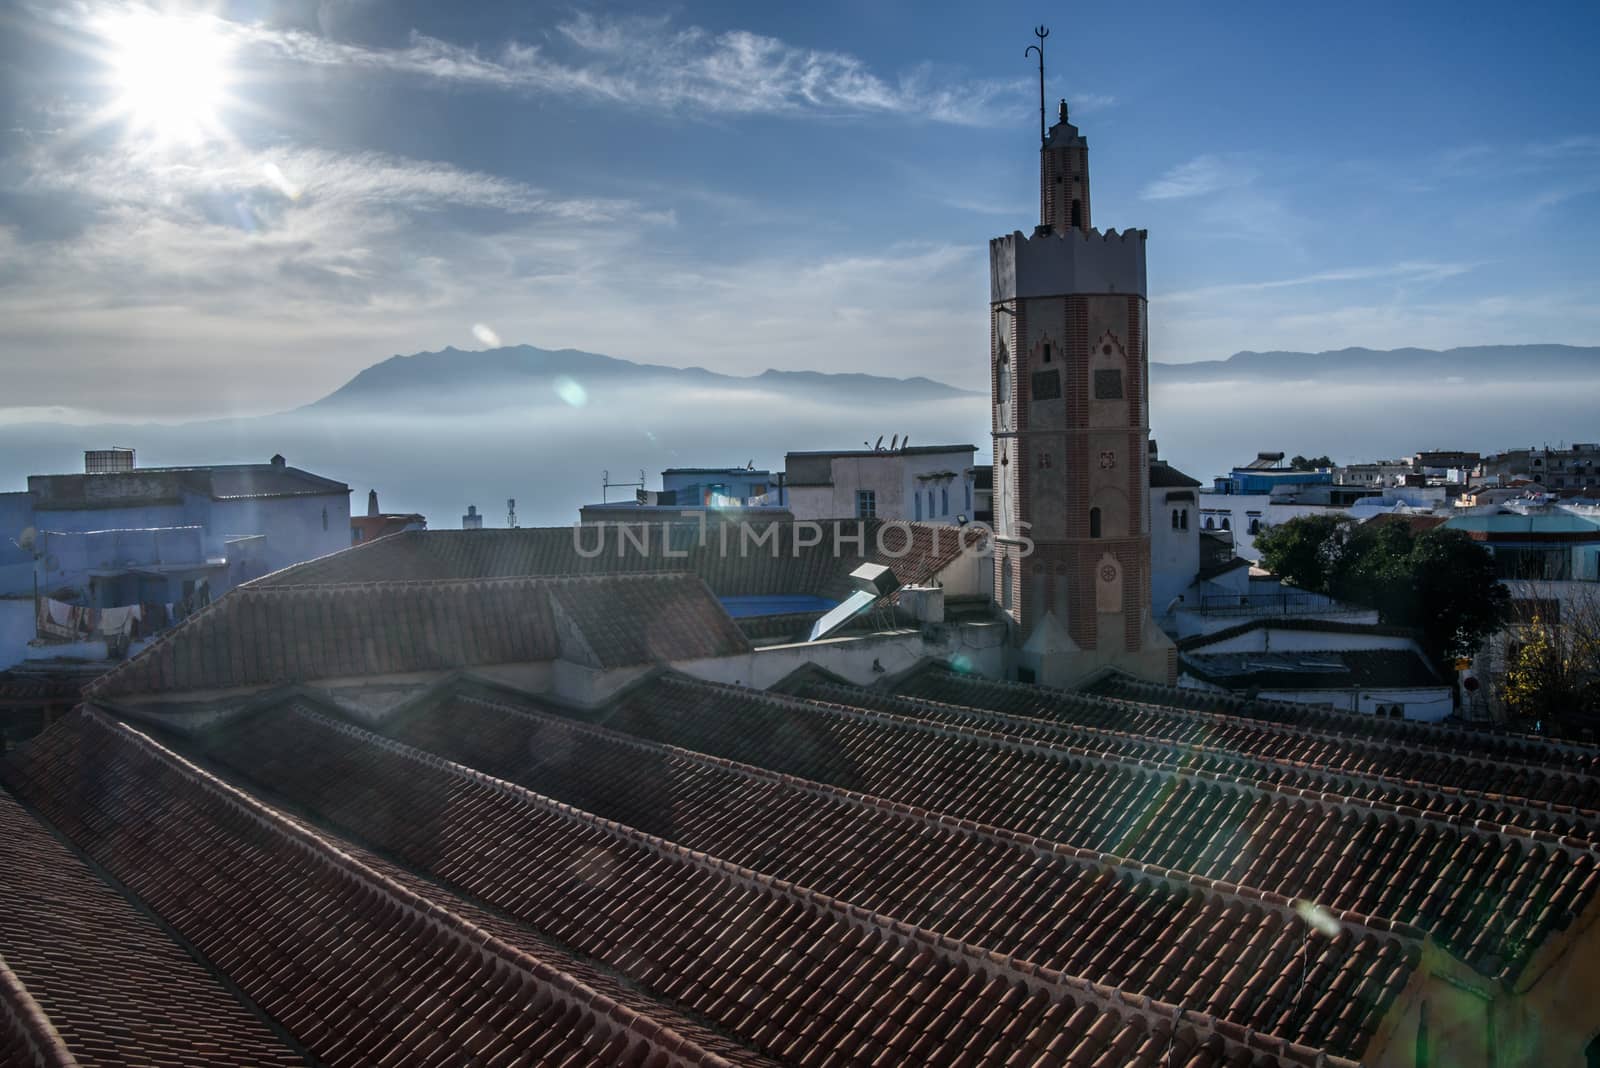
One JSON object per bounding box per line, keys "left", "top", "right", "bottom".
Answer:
{"left": 1150, "top": 344, "right": 1597, "bottom": 384}
{"left": 306, "top": 345, "right": 977, "bottom": 414}
{"left": 0, "top": 343, "right": 1594, "bottom": 529}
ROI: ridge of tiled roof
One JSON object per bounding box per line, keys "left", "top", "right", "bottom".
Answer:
{"left": 265, "top": 812, "right": 778, "bottom": 1068}
{"left": 197, "top": 699, "right": 1352, "bottom": 1068}
{"left": 799, "top": 679, "right": 1600, "bottom": 838}
{"left": 596, "top": 675, "right": 1600, "bottom": 984}
{"left": 0, "top": 788, "right": 302, "bottom": 1068}
{"left": 4, "top": 709, "right": 731, "bottom": 1068}
{"left": 1078, "top": 669, "right": 1600, "bottom": 758}
{"left": 0, "top": 953, "right": 78, "bottom": 1068}
{"left": 85, "top": 572, "right": 745, "bottom": 700}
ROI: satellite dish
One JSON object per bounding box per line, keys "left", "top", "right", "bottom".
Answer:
{"left": 16, "top": 526, "right": 35, "bottom": 551}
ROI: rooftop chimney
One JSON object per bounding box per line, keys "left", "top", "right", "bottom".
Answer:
{"left": 367, "top": 489, "right": 379, "bottom": 518}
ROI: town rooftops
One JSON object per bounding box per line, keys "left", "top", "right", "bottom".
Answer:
{"left": 1446, "top": 513, "right": 1600, "bottom": 540}
{"left": 785, "top": 444, "right": 978, "bottom": 458}
{"left": 5, "top": 571, "right": 1600, "bottom": 1062}
{"left": 26, "top": 459, "right": 349, "bottom": 510}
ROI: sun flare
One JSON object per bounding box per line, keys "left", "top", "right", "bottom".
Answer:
{"left": 105, "top": 11, "right": 234, "bottom": 143}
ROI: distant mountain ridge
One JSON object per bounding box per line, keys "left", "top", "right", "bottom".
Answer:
{"left": 305, "top": 345, "right": 978, "bottom": 413}
{"left": 1152, "top": 344, "right": 1599, "bottom": 382}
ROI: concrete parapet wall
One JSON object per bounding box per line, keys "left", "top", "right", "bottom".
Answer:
{"left": 990, "top": 228, "right": 1148, "bottom": 302}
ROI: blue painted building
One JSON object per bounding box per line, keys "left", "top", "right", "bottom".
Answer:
{"left": 1, "top": 453, "right": 351, "bottom": 605}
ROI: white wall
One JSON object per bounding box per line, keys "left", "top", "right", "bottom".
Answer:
{"left": 1179, "top": 672, "right": 1452, "bottom": 721}
{"left": 788, "top": 451, "right": 974, "bottom": 523}
{"left": 1151, "top": 491, "right": 1199, "bottom": 611}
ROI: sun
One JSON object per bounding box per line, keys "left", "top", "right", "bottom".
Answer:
{"left": 104, "top": 10, "right": 235, "bottom": 143}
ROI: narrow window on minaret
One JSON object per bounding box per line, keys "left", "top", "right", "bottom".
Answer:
{"left": 1042, "top": 343, "right": 1052, "bottom": 363}
{"left": 1071, "top": 200, "right": 1082, "bottom": 229}
{"left": 1089, "top": 508, "right": 1102, "bottom": 539}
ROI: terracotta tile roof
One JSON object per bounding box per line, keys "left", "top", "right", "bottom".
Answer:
{"left": 547, "top": 574, "right": 749, "bottom": 668}
{"left": 798, "top": 677, "right": 1600, "bottom": 841}
{"left": 0, "top": 952, "right": 77, "bottom": 1068}
{"left": 86, "top": 573, "right": 745, "bottom": 698}
{"left": 2, "top": 710, "right": 731, "bottom": 1068}
{"left": 0, "top": 791, "right": 301, "bottom": 1067}
{"left": 591, "top": 675, "right": 1600, "bottom": 985}
{"left": 249, "top": 521, "right": 972, "bottom": 600}
{"left": 184, "top": 696, "right": 1338, "bottom": 1068}
{"left": 1073, "top": 667, "right": 1600, "bottom": 774}
{"left": 362, "top": 683, "right": 1417, "bottom": 1057}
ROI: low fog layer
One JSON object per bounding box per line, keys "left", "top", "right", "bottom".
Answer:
{"left": 0, "top": 370, "right": 1595, "bottom": 532}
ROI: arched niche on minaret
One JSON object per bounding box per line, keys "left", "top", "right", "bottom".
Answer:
{"left": 1027, "top": 334, "right": 1064, "bottom": 429}
{"left": 1088, "top": 332, "right": 1128, "bottom": 428}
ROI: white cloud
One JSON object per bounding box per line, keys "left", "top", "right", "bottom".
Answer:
{"left": 1160, "top": 261, "right": 1480, "bottom": 303}
{"left": 233, "top": 11, "right": 1028, "bottom": 126}
{"left": 1141, "top": 154, "right": 1258, "bottom": 200}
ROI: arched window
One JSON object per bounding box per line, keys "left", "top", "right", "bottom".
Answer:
{"left": 941, "top": 487, "right": 949, "bottom": 515}
{"left": 1180, "top": 510, "right": 1189, "bottom": 531}
{"left": 1221, "top": 516, "right": 1231, "bottom": 531}
{"left": 915, "top": 494, "right": 922, "bottom": 521}
{"left": 1248, "top": 517, "right": 1261, "bottom": 535}
{"left": 1042, "top": 342, "right": 1052, "bottom": 363}
{"left": 1089, "top": 507, "right": 1102, "bottom": 539}
{"left": 1204, "top": 516, "right": 1215, "bottom": 530}
{"left": 1171, "top": 509, "right": 1180, "bottom": 530}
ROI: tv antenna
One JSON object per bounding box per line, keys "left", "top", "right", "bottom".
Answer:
{"left": 1025, "top": 25, "right": 1049, "bottom": 148}
{"left": 601, "top": 469, "right": 647, "bottom": 503}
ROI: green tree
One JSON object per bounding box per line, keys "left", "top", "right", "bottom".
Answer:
{"left": 1289, "top": 454, "right": 1334, "bottom": 470}
{"left": 1254, "top": 513, "right": 1349, "bottom": 592}
{"left": 1403, "top": 529, "right": 1511, "bottom": 663}
{"left": 1254, "top": 515, "right": 1509, "bottom": 667}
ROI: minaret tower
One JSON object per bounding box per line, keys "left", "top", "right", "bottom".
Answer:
{"left": 988, "top": 31, "right": 1175, "bottom": 686}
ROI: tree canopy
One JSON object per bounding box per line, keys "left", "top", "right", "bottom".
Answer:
{"left": 1255, "top": 516, "right": 1509, "bottom": 663}
{"left": 1289, "top": 454, "right": 1335, "bottom": 470}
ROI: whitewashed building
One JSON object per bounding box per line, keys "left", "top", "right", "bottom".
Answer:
{"left": 784, "top": 445, "right": 979, "bottom": 524}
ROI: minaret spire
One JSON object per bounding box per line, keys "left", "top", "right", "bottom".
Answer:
{"left": 1025, "top": 26, "right": 1049, "bottom": 149}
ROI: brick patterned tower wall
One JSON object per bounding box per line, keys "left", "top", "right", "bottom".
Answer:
{"left": 989, "top": 230, "right": 1150, "bottom": 654}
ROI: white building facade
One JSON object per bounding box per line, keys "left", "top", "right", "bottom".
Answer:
{"left": 784, "top": 445, "right": 978, "bottom": 524}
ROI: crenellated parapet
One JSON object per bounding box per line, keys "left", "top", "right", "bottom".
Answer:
{"left": 990, "top": 226, "right": 1148, "bottom": 302}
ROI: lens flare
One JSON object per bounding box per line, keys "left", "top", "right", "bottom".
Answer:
{"left": 554, "top": 376, "right": 588, "bottom": 408}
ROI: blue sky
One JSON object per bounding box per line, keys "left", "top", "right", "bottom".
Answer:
{"left": 1, "top": 0, "right": 1597, "bottom": 420}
